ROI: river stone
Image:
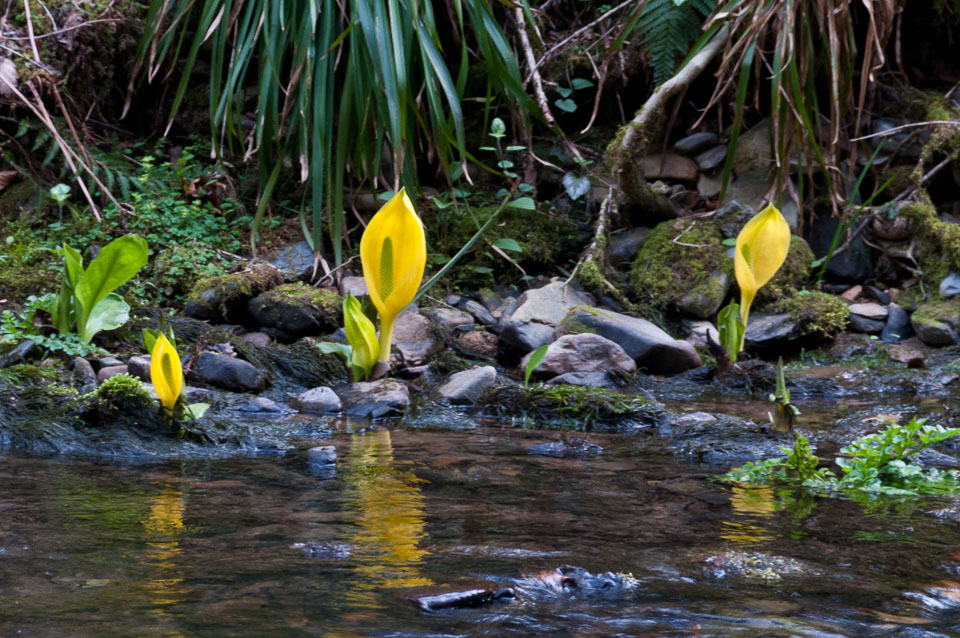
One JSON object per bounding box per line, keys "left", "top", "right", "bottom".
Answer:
{"left": 437, "top": 366, "right": 497, "bottom": 404}
{"left": 563, "top": 307, "right": 701, "bottom": 374}
{"left": 941, "top": 272, "right": 960, "bottom": 298}
{"left": 127, "top": 355, "right": 151, "bottom": 381}
{"left": 337, "top": 379, "right": 410, "bottom": 418}
{"left": 456, "top": 330, "right": 498, "bottom": 358}
{"left": 307, "top": 445, "right": 337, "bottom": 464}
{"left": 236, "top": 397, "right": 286, "bottom": 413}
{"left": 912, "top": 317, "right": 957, "bottom": 346}
{"left": 675, "top": 270, "right": 731, "bottom": 319}
{"left": 806, "top": 213, "right": 874, "bottom": 282}
{"left": 714, "top": 201, "right": 755, "bottom": 238}
{"left": 608, "top": 227, "right": 649, "bottom": 267}
{"left": 241, "top": 332, "right": 272, "bottom": 347}
{"left": 882, "top": 303, "right": 914, "bottom": 343}
{"left": 848, "top": 314, "right": 885, "bottom": 334}
{"left": 72, "top": 356, "right": 98, "bottom": 393}
{"left": 520, "top": 334, "right": 635, "bottom": 381}
{"left": 697, "top": 172, "right": 723, "bottom": 199}
{"left": 849, "top": 302, "right": 887, "bottom": 321}
{"left": 499, "top": 281, "right": 594, "bottom": 354}
{"left": 674, "top": 131, "right": 719, "bottom": 154}
{"left": 0, "top": 340, "right": 36, "bottom": 368}
{"left": 464, "top": 300, "right": 497, "bottom": 328}
{"left": 640, "top": 153, "right": 699, "bottom": 182}
{"left": 295, "top": 386, "right": 342, "bottom": 414}
{"left": 269, "top": 240, "right": 315, "bottom": 280}
{"left": 97, "top": 365, "right": 129, "bottom": 384}
{"left": 694, "top": 145, "right": 727, "bottom": 172}
{"left": 732, "top": 117, "right": 774, "bottom": 175}
{"left": 426, "top": 308, "right": 475, "bottom": 333}
{"left": 743, "top": 313, "right": 801, "bottom": 351}
{"left": 392, "top": 310, "right": 442, "bottom": 365}
{"left": 724, "top": 171, "right": 799, "bottom": 231}
{"left": 248, "top": 284, "right": 340, "bottom": 339}
{"left": 192, "top": 352, "right": 266, "bottom": 392}
{"left": 545, "top": 371, "right": 618, "bottom": 389}
{"left": 95, "top": 356, "right": 124, "bottom": 369}
{"left": 340, "top": 276, "right": 368, "bottom": 299}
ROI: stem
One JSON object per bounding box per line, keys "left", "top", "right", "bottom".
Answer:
{"left": 378, "top": 316, "right": 394, "bottom": 363}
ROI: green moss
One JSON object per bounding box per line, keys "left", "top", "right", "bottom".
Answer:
{"left": 253, "top": 282, "right": 342, "bottom": 329}
{"left": 899, "top": 196, "right": 960, "bottom": 291}
{"left": 912, "top": 299, "right": 960, "bottom": 329}
{"left": 630, "top": 218, "right": 730, "bottom": 314}
{"left": 187, "top": 264, "right": 284, "bottom": 316}
{"left": 756, "top": 236, "right": 814, "bottom": 307}
{"left": 771, "top": 290, "right": 849, "bottom": 338}
{"left": 486, "top": 383, "right": 658, "bottom": 429}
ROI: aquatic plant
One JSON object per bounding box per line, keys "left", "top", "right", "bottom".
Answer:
{"left": 145, "top": 329, "right": 208, "bottom": 420}
{"left": 342, "top": 293, "right": 379, "bottom": 381}
{"left": 767, "top": 357, "right": 799, "bottom": 433}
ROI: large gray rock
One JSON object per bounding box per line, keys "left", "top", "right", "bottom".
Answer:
{"left": 192, "top": 352, "right": 266, "bottom": 392}
{"left": 392, "top": 309, "right": 442, "bottom": 365}
{"left": 437, "top": 366, "right": 497, "bottom": 404}
{"left": 732, "top": 117, "right": 774, "bottom": 175}
{"left": 499, "top": 281, "right": 594, "bottom": 354}
{"left": 247, "top": 284, "right": 340, "bottom": 339}
{"left": 520, "top": 334, "right": 635, "bottom": 381}
{"left": 881, "top": 303, "right": 913, "bottom": 343}
{"left": 563, "top": 307, "right": 701, "bottom": 374}
{"left": 743, "top": 313, "right": 801, "bottom": 351}
{"left": 295, "top": 386, "right": 342, "bottom": 414}
{"left": 806, "top": 214, "right": 874, "bottom": 282}
{"left": 545, "top": 371, "right": 618, "bottom": 389}
{"left": 608, "top": 227, "right": 649, "bottom": 266}
{"left": 337, "top": 379, "right": 410, "bottom": 418}
{"left": 913, "top": 320, "right": 956, "bottom": 347}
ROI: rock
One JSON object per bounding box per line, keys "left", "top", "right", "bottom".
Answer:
{"left": 456, "top": 330, "right": 498, "bottom": 357}
{"left": 743, "top": 313, "right": 801, "bottom": 351}
{"left": 696, "top": 172, "right": 723, "bottom": 199}
{"left": 724, "top": 171, "right": 798, "bottom": 231}
{"left": 412, "top": 584, "right": 500, "bottom": 612}
{"left": 869, "top": 118, "right": 926, "bottom": 159}
{"left": 126, "top": 355, "right": 151, "bottom": 381}
{"left": 269, "top": 240, "right": 315, "bottom": 280}
{"left": 639, "top": 153, "right": 699, "bottom": 182}
{"left": 545, "top": 371, "right": 618, "bottom": 389}
{"left": 713, "top": 200, "right": 755, "bottom": 238}
{"left": 340, "top": 276, "right": 368, "bottom": 299}
{"left": 913, "top": 319, "right": 956, "bottom": 346}
{"left": 72, "top": 357, "right": 97, "bottom": 393}
{"left": 674, "top": 131, "right": 719, "bottom": 154}
{"left": 675, "top": 270, "right": 731, "bottom": 319}
{"left": 437, "top": 366, "right": 497, "bottom": 404}
{"left": 96, "top": 365, "right": 129, "bottom": 384}
{"left": 307, "top": 445, "right": 337, "bottom": 464}
{"left": 563, "top": 307, "right": 701, "bottom": 374}
{"left": 444, "top": 294, "right": 461, "bottom": 306}
{"left": 95, "top": 356, "right": 124, "bottom": 369}
{"left": 464, "top": 300, "right": 497, "bottom": 328}
{"left": 192, "top": 352, "right": 266, "bottom": 392}
{"left": 881, "top": 303, "right": 913, "bottom": 343}
{"left": 241, "top": 332, "right": 272, "bottom": 347}
{"left": 294, "top": 386, "right": 342, "bottom": 414}
{"left": 527, "top": 438, "right": 602, "bottom": 458}
{"left": 732, "top": 117, "right": 774, "bottom": 175}
{"left": 608, "top": 227, "right": 649, "bottom": 266}
{"left": 426, "top": 308, "right": 474, "bottom": 333}
{"left": 0, "top": 340, "right": 36, "bottom": 368}
{"left": 840, "top": 285, "right": 862, "bottom": 301}
{"left": 806, "top": 213, "right": 874, "bottom": 282}
{"left": 248, "top": 283, "right": 341, "bottom": 339}
{"left": 941, "top": 272, "right": 960, "bottom": 298}
{"left": 694, "top": 145, "right": 727, "bottom": 172}
{"left": 184, "top": 264, "right": 283, "bottom": 323}
{"left": 865, "top": 285, "right": 891, "bottom": 305}
{"left": 499, "top": 281, "right": 594, "bottom": 354}
{"left": 337, "top": 379, "right": 410, "bottom": 418}
{"left": 849, "top": 302, "right": 888, "bottom": 321}
{"left": 236, "top": 397, "right": 287, "bottom": 413}
{"left": 520, "top": 334, "right": 636, "bottom": 381}
{"left": 392, "top": 310, "right": 442, "bottom": 365}
{"left": 848, "top": 314, "right": 885, "bottom": 334}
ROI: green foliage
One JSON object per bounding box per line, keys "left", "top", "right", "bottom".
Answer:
{"left": 771, "top": 290, "right": 849, "bottom": 339}
{"left": 718, "top": 418, "right": 960, "bottom": 497}
{"left": 638, "top": 0, "right": 716, "bottom": 85}
{"left": 487, "top": 384, "right": 653, "bottom": 429}
{"left": 0, "top": 295, "right": 103, "bottom": 357}
{"left": 524, "top": 344, "right": 549, "bottom": 387}
{"left": 717, "top": 301, "right": 743, "bottom": 363}
{"left": 767, "top": 357, "right": 799, "bottom": 432}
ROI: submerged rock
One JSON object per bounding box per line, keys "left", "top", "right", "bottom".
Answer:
{"left": 527, "top": 437, "right": 602, "bottom": 458}
{"left": 703, "top": 551, "right": 812, "bottom": 583}
{"left": 545, "top": 371, "right": 619, "bottom": 388}
{"left": 437, "top": 366, "right": 497, "bottom": 404}
{"left": 337, "top": 379, "right": 410, "bottom": 418}
{"left": 307, "top": 445, "right": 337, "bottom": 464}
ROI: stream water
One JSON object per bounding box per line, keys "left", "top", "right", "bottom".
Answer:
{"left": 4, "top": 403, "right": 960, "bottom": 638}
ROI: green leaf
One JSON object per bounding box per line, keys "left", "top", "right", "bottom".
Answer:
{"left": 316, "top": 342, "right": 353, "bottom": 361}
{"left": 554, "top": 98, "right": 577, "bottom": 113}
{"left": 489, "top": 117, "right": 506, "bottom": 139}
{"left": 492, "top": 238, "right": 522, "bottom": 252}
{"left": 571, "top": 78, "right": 594, "bottom": 90}
{"left": 556, "top": 86, "right": 573, "bottom": 98}
{"left": 505, "top": 145, "right": 526, "bottom": 152}
{"left": 561, "top": 172, "right": 591, "bottom": 200}
{"left": 186, "top": 402, "right": 210, "bottom": 419}
{"left": 717, "top": 301, "right": 744, "bottom": 363}
{"left": 508, "top": 197, "right": 536, "bottom": 210}
{"left": 79, "top": 293, "right": 131, "bottom": 343}
{"left": 721, "top": 237, "right": 737, "bottom": 247}
{"left": 74, "top": 235, "right": 148, "bottom": 334}
{"left": 524, "top": 344, "right": 549, "bottom": 387}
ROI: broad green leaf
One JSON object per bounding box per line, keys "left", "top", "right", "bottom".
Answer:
{"left": 80, "top": 293, "right": 131, "bottom": 343}
{"left": 508, "top": 197, "right": 536, "bottom": 210}
{"left": 561, "top": 172, "right": 591, "bottom": 200}
{"left": 556, "top": 86, "right": 573, "bottom": 98}
{"left": 717, "top": 301, "right": 744, "bottom": 363}
{"left": 186, "top": 403, "right": 210, "bottom": 419}
{"left": 74, "top": 234, "right": 148, "bottom": 333}
{"left": 554, "top": 98, "right": 577, "bottom": 113}
{"left": 316, "top": 341, "right": 353, "bottom": 361}
{"left": 571, "top": 78, "right": 594, "bottom": 90}
{"left": 492, "top": 238, "right": 522, "bottom": 252}
{"left": 524, "top": 344, "right": 549, "bottom": 387}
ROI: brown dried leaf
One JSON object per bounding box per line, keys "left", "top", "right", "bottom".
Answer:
{"left": 0, "top": 170, "right": 18, "bottom": 192}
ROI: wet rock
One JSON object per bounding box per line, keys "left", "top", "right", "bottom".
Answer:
{"left": 904, "top": 580, "right": 960, "bottom": 612}
{"left": 913, "top": 320, "right": 956, "bottom": 346}
{"left": 703, "top": 551, "right": 811, "bottom": 582}
{"left": 848, "top": 314, "right": 885, "bottom": 334}
{"left": 437, "top": 366, "right": 497, "bottom": 404}
{"left": 294, "top": 386, "right": 342, "bottom": 414}
{"left": 426, "top": 308, "right": 474, "bottom": 333}
{"left": 743, "top": 313, "right": 801, "bottom": 352}
{"left": 337, "top": 379, "right": 410, "bottom": 418}
{"left": 248, "top": 283, "right": 340, "bottom": 339}
{"left": 269, "top": 240, "right": 315, "bottom": 280}
{"left": 126, "top": 355, "right": 151, "bottom": 381}
{"left": 241, "top": 332, "right": 272, "bottom": 347}
{"left": 674, "top": 131, "right": 719, "bottom": 154}
{"left": 563, "top": 307, "right": 701, "bottom": 374}
{"left": 184, "top": 264, "right": 283, "bottom": 323}
{"left": 806, "top": 213, "right": 874, "bottom": 282}
{"left": 912, "top": 301, "right": 960, "bottom": 347}
{"left": 192, "top": 352, "right": 267, "bottom": 392}
{"left": 849, "top": 302, "right": 888, "bottom": 321}
{"left": 340, "top": 275, "right": 368, "bottom": 299}
{"left": 675, "top": 270, "right": 731, "bottom": 319}
{"left": 72, "top": 356, "right": 97, "bottom": 393}
{"left": 694, "top": 145, "right": 727, "bottom": 172}
{"left": 235, "top": 397, "right": 287, "bottom": 413}
{"left": 527, "top": 438, "right": 602, "bottom": 458}
{"left": 608, "top": 227, "right": 649, "bottom": 266}
{"left": 499, "top": 281, "right": 594, "bottom": 354}
{"left": 521, "top": 334, "right": 635, "bottom": 381}
{"left": 392, "top": 310, "right": 442, "bottom": 365}
{"left": 456, "top": 330, "right": 498, "bottom": 358}
{"left": 882, "top": 303, "right": 914, "bottom": 343}
{"left": 512, "top": 566, "right": 638, "bottom": 601}
{"left": 0, "top": 340, "right": 36, "bottom": 368}
{"left": 941, "top": 272, "right": 960, "bottom": 298}
{"left": 640, "top": 153, "right": 698, "bottom": 182}
{"left": 96, "top": 365, "right": 129, "bottom": 384}
{"left": 307, "top": 445, "right": 337, "bottom": 464}
{"left": 684, "top": 320, "right": 719, "bottom": 347}
{"left": 463, "top": 300, "right": 497, "bottom": 329}
{"left": 696, "top": 172, "right": 723, "bottom": 199}
{"left": 714, "top": 200, "right": 754, "bottom": 238}
{"left": 545, "top": 371, "right": 618, "bottom": 389}
{"left": 732, "top": 117, "right": 774, "bottom": 175}
{"left": 96, "top": 356, "right": 124, "bottom": 369}
{"left": 411, "top": 583, "right": 502, "bottom": 611}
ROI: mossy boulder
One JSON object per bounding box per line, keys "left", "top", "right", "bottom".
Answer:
{"left": 630, "top": 218, "right": 731, "bottom": 316}
{"left": 770, "top": 290, "right": 849, "bottom": 339}
{"left": 911, "top": 299, "right": 960, "bottom": 346}
{"left": 186, "top": 264, "right": 284, "bottom": 323}
{"left": 247, "top": 283, "right": 341, "bottom": 339}
{"left": 899, "top": 198, "right": 960, "bottom": 291}
{"left": 755, "top": 236, "right": 814, "bottom": 307}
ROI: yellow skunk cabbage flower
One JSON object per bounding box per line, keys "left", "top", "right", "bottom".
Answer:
{"left": 734, "top": 203, "right": 791, "bottom": 329}
{"left": 360, "top": 188, "right": 426, "bottom": 363}
{"left": 151, "top": 333, "right": 183, "bottom": 413}
{"left": 343, "top": 293, "right": 379, "bottom": 380}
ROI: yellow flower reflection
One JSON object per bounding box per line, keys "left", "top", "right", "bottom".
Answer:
{"left": 720, "top": 485, "right": 777, "bottom": 545}
{"left": 140, "top": 485, "right": 188, "bottom": 635}
{"left": 343, "top": 429, "right": 432, "bottom": 608}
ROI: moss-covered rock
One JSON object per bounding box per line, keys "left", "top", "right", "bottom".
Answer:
{"left": 911, "top": 299, "right": 960, "bottom": 346}
{"left": 248, "top": 283, "right": 341, "bottom": 339}
{"left": 770, "top": 290, "right": 849, "bottom": 339}
{"left": 899, "top": 197, "right": 960, "bottom": 292}
{"left": 755, "top": 236, "right": 814, "bottom": 307}
{"left": 186, "top": 264, "right": 284, "bottom": 322}
{"left": 630, "top": 218, "right": 731, "bottom": 315}
{"left": 485, "top": 383, "right": 662, "bottom": 429}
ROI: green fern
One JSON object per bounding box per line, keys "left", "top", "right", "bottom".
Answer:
{"left": 638, "top": 0, "right": 716, "bottom": 86}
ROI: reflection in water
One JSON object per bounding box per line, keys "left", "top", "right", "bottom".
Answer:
{"left": 342, "top": 430, "right": 432, "bottom": 608}
{"left": 140, "top": 485, "right": 187, "bottom": 636}
{"left": 721, "top": 486, "right": 776, "bottom": 544}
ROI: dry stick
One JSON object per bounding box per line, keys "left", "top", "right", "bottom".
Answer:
{"left": 21, "top": 0, "right": 41, "bottom": 62}
{"left": 3, "top": 17, "right": 121, "bottom": 40}
{"left": 849, "top": 120, "right": 960, "bottom": 142}
{"left": 51, "top": 85, "right": 92, "bottom": 168}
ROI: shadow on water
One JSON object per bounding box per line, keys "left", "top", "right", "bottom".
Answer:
{"left": 3, "top": 416, "right": 960, "bottom": 636}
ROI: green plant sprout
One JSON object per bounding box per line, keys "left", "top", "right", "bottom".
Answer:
{"left": 768, "top": 357, "right": 799, "bottom": 432}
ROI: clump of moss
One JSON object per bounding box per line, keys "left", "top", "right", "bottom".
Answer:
{"left": 92, "top": 373, "right": 158, "bottom": 419}
{"left": 771, "top": 290, "right": 849, "bottom": 338}
{"left": 899, "top": 197, "right": 960, "bottom": 291}
{"left": 630, "top": 218, "right": 730, "bottom": 314}
{"left": 755, "top": 236, "right": 814, "bottom": 307}
{"left": 248, "top": 282, "right": 342, "bottom": 333}
{"left": 186, "top": 264, "right": 284, "bottom": 321}
{"left": 911, "top": 299, "right": 960, "bottom": 332}
{"left": 233, "top": 338, "right": 347, "bottom": 388}
{"left": 486, "top": 384, "right": 660, "bottom": 429}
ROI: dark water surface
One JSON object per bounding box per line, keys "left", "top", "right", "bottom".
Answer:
{"left": 3, "top": 418, "right": 960, "bottom": 637}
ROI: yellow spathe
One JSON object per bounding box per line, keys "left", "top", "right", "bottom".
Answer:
{"left": 151, "top": 333, "right": 183, "bottom": 413}
{"left": 360, "top": 189, "right": 426, "bottom": 363}
{"left": 734, "top": 203, "right": 791, "bottom": 328}
{"left": 344, "top": 293, "right": 379, "bottom": 379}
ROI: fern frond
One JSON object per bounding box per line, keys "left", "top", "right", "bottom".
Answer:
{"left": 638, "top": 0, "right": 716, "bottom": 86}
